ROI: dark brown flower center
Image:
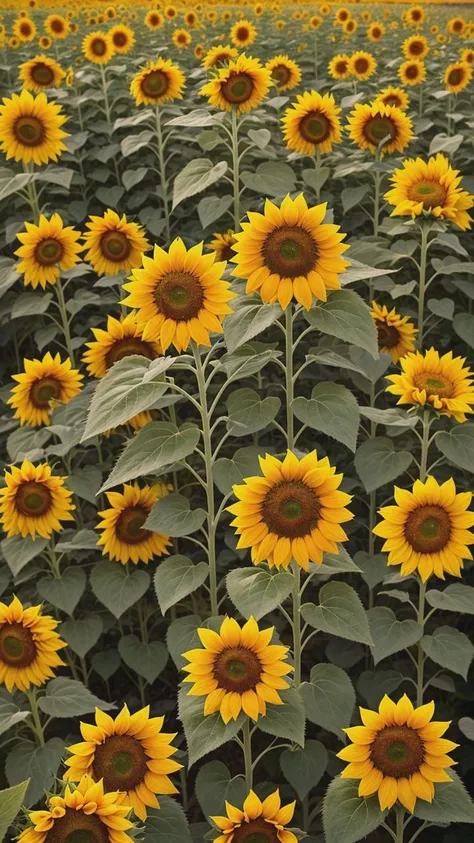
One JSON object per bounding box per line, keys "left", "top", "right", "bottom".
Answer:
{"left": 155, "top": 271, "right": 204, "bottom": 321}
{"left": 299, "top": 111, "right": 331, "bottom": 144}
{"left": 115, "top": 506, "right": 151, "bottom": 544}
{"left": 382, "top": 95, "right": 402, "bottom": 108}
{"left": 364, "top": 116, "right": 396, "bottom": 145}
{"left": 91, "top": 37, "right": 107, "bottom": 56}
{"left": 92, "top": 734, "right": 148, "bottom": 792}
{"left": 113, "top": 32, "right": 127, "bottom": 47}
{"left": 354, "top": 57, "right": 369, "bottom": 74}
{"left": 41, "top": 808, "right": 109, "bottom": 843}
{"left": 16, "top": 481, "right": 52, "bottom": 517}
{"left": 149, "top": 14, "right": 160, "bottom": 26}
{"left": 213, "top": 646, "right": 262, "bottom": 692}
{"left": 376, "top": 322, "right": 400, "bottom": 349}
{"left": 105, "top": 337, "right": 156, "bottom": 368}
{"left": 335, "top": 60, "right": 348, "bottom": 74}
{"left": 452, "top": 20, "right": 463, "bottom": 32}
{"left": 413, "top": 372, "right": 454, "bottom": 398}
{"left": 142, "top": 69, "right": 169, "bottom": 98}
{"left": 448, "top": 68, "right": 464, "bottom": 87}
{"left": 31, "top": 62, "right": 55, "bottom": 85}
{"left": 233, "top": 819, "right": 279, "bottom": 843}
{"left": 405, "top": 63, "right": 420, "bottom": 80}
{"left": 412, "top": 10, "right": 422, "bottom": 21}
{"left": 0, "top": 623, "right": 36, "bottom": 668}
{"left": 271, "top": 65, "right": 291, "bottom": 87}
{"left": 166, "top": 8, "right": 176, "bottom": 17}
{"left": 262, "top": 480, "right": 320, "bottom": 538}
{"left": 51, "top": 19, "right": 64, "bottom": 33}
{"left": 219, "top": 243, "right": 236, "bottom": 262}
{"left": 372, "top": 27, "right": 382, "bottom": 38}
{"left": 221, "top": 72, "right": 254, "bottom": 104}
{"left": 338, "top": 11, "right": 349, "bottom": 21}
{"left": 35, "top": 237, "right": 63, "bottom": 265}
{"left": 236, "top": 26, "right": 250, "bottom": 41}
{"left": 210, "top": 52, "right": 232, "bottom": 66}
{"left": 30, "top": 376, "right": 62, "bottom": 408}
{"left": 405, "top": 504, "right": 451, "bottom": 553}
{"left": 262, "top": 226, "right": 318, "bottom": 279}
{"left": 100, "top": 230, "right": 131, "bottom": 262}
{"left": 407, "top": 180, "right": 446, "bottom": 209}
{"left": 370, "top": 725, "right": 425, "bottom": 778}
{"left": 409, "top": 40, "right": 424, "bottom": 56}
{"left": 20, "top": 22, "right": 33, "bottom": 36}
{"left": 14, "top": 116, "right": 44, "bottom": 146}
{"left": 176, "top": 34, "right": 187, "bottom": 44}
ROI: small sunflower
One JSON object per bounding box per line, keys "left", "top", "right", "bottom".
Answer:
{"left": 385, "top": 154, "right": 473, "bottom": 230}
{"left": 200, "top": 53, "right": 271, "bottom": 115}
{"left": 208, "top": 230, "right": 237, "bottom": 263}
{"left": 45, "top": 13, "right": 69, "bottom": 39}
{"left": 228, "top": 450, "right": 353, "bottom": 570}
{"left": 399, "top": 59, "right": 426, "bottom": 87}
{"left": 13, "top": 16, "right": 36, "bottom": 42}
{"left": 203, "top": 44, "right": 238, "bottom": 69}
{"left": 211, "top": 790, "right": 297, "bottom": 843}
{"left": 343, "top": 19, "right": 357, "bottom": 35}
{"left": 460, "top": 48, "right": 474, "bottom": 65}
{"left": 374, "top": 86, "right": 410, "bottom": 111}
{"left": 347, "top": 102, "right": 413, "bottom": 157}
{"left": 122, "top": 238, "right": 235, "bottom": 353}
{"left": 403, "top": 34, "right": 429, "bottom": 60}
{"left": 281, "top": 90, "right": 342, "bottom": 156}
{"left": 448, "top": 16, "right": 465, "bottom": 35}
{"left": 97, "top": 482, "right": 172, "bottom": 565}
{"left": 266, "top": 55, "right": 301, "bottom": 92}
{"left": 184, "top": 10, "right": 198, "bottom": 28}
{"left": 182, "top": 616, "right": 292, "bottom": 722}
{"left": 109, "top": 23, "right": 135, "bottom": 54}
{"left": 230, "top": 19, "right": 257, "bottom": 47}
{"left": 385, "top": 348, "right": 474, "bottom": 423}
{"left": 64, "top": 705, "right": 181, "bottom": 820}
{"left": 15, "top": 213, "right": 82, "bottom": 289}
{"left": 144, "top": 10, "right": 163, "bottom": 29}
{"left": 18, "top": 776, "right": 135, "bottom": 843}
{"left": 371, "top": 302, "right": 417, "bottom": 363}
{"left": 232, "top": 194, "right": 349, "bottom": 310}
{"left": 335, "top": 7, "right": 351, "bottom": 25}
{"left": 65, "top": 66, "right": 74, "bottom": 87}
{"left": 0, "top": 596, "right": 65, "bottom": 693}
{"left": 83, "top": 209, "right": 150, "bottom": 276}
{"left": 328, "top": 53, "right": 351, "bottom": 79}
{"left": 0, "top": 90, "right": 68, "bottom": 166}
{"left": 19, "top": 54, "right": 65, "bottom": 93}
{"left": 164, "top": 5, "right": 177, "bottom": 20}
{"left": 39, "top": 35, "right": 52, "bottom": 50}
{"left": 0, "top": 459, "right": 75, "bottom": 539}
{"left": 309, "top": 15, "right": 323, "bottom": 30}
{"left": 368, "top": 22, "right": 384, "bottom": 41}
{"left": 130, "top": 58, "right": 185, "bottom": 106}
{"left": 83, "top": 312, "right": 161, "bottom": 379}
{"left": 444, "top": 62, "right": 472, "bottom": 94}
{"left": 407, "top": 6, "right": 424, "bottom": 26}
{"left": 8, "top": 352, "right": 83, "bottom": 427}
{"left": 348, "top": 50, "right": 377, "bottom": 80}
{"left": 338, "top": 694, "right": 457, "bottom": 812}
{"left": 83, "top": 30, "right": 114, "bottom": 64}
{"left": 172, "top": 28, "right": 191, "bottom": 49}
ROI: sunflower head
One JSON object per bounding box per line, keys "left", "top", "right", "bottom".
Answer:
{"left": 347, "top": 101, "right": 413, "bottom": 156}
{"left": 403, "top": 34, "right": 429, "bottom": 60}
{"left": 19, "top": 54, "right": 66, "bottom": 93}
{"left": 14, "top": 16, "right": 37, "bottom": 42}
{"left": 130, "top": 58, "right": 186, "bottom": 106}
{"left": 83, "top": 311, "right": 162, "bottom": 379}
{"left": 282, "top": 90, "right": 342, "bottom": 156}
{"left": 211, "top": 789, "right": 297, "bottom": 843}
{"left": 373, "top": 86, "right": 410, "bottom": 112}
{"left": 371, "top": 302, "right": 417, "bottom": 362}
{"left": 0, "top": 459, "right": 75, "bottom": 540}
{"left": 0, "top": 596, "right": 66, "bottom": 693}
{"left": 182, "top": 616, "right": 292, "bottom": 722}
{"left": 145, "top": 9, "right": 163, "bottom": 29}
{"left": 83, "top": 30, "right": 115, "bottom": 64}
{"left": 97, "top": 481, "right": 172, "bottom": 565}
{"left": 200, "top": 53, "right": 271, "bottom": 115}
{"left": 348, "top": 50, "right": 377, "bottom": 80}
{"left": 208, "top": 230, "right": 237, "bottom": 263}
{"left": 328, "top": 53, "right": 351, "bottom": 79}
{"left": 172, "top": 27, "right": 192, "bottom": 49}
{"left": 231, "top": 19, "right": 257, "bottom": 47}
{"left": 266, "top": 55, "right": 301, "bottom": 91}
{"left": 0, "top": 90, "right": 68, "bottom": 166}
{"left": 45, "top": 13, "right": 69, "bottom": 39}
{"left": 399, "top": 59, "right": 426, "bottom": 87}
{"left": 9, "top": 351, "right": 83, "bottom": 427}
{"left": 444, "top": 61, "right": 472, "bottom": 93}
{"left": 368, "top": 22, "right": 384, "bottom": 41}
{"left": 109, "top": 24, "right": 135, "bottom": 54}
{"left": 15, "top": 213, "right": 83, "bottom": 289}
{"left": 83, "top": 209, "right": 150, "bottom": 276}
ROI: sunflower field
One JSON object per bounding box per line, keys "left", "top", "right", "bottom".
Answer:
{"left": 1, "top": 0, "right": 474, "bottom": 842}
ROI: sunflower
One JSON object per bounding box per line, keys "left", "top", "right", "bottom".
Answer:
{"left": 461, "top": 48, "right": 474, "bottom": 65}
{"left": 15, "top": 213, "right": 82, "bottom": 289}
{"left": 8, "top": 37, "right": 20, "bottom": 49}
{"left": 164, "top": 5, "right": 177, "bottom": 20}
{"left": 266, "top": 55, "right": 301, "bottom": 92}
{"left": 144, "top": 10, "right": 163, "bottom": 29}
{"left": 281, "top": 91, "right": 342, "bottom": 157}
{"left": 184, "top": 10, "right": 198, "bottom": 28}
{"left": 448, "top": 16, "right": 465, "bottom": 36}
{"left": 18, "top": 776, "right": 135, "bottom": 843}
{"left": 407, "top": 6, "right": 424, "bottom": 26}
{"left": 344, "top": 19, "right": 357, "bottom": 35}
{"left": 437, "top": 34, "right": 447, "bottom": 45}
{"left": 0, "top": 90, "right": 68, "bottom": 167}
{"left": 182, "top": 616, "right": 292, "bottom": 722}
{"left": 45, "top": 13, "right": 69, "bottom": 39}
{"left": 0, "top": 596, "right": 65, "bottom": 693}
{"left": 385, "top": 154, "right": 473, "bottom": 230}
{"left": 96, "top": 482, "right": 172, "bottom": 565}
{"left": 385, "top": 348, "right": 474, "bottom": 422}
{"left": 109, "top": 23, "right": 135, "bottom": 54}
{"left": 130, "top": 58, "right": 185, "bottom": 106}
{"left": 200, "top": 53, "right": 271, "bottom": 115}
{"left": 368, "top": 22, "right": 384, "bottom": 41}
{"left": 38, "top": 35, "right": 52, "bottom": 50}
{"left": 19, "top": 54, "right": 65, "bottom": 93}
{"left": 13, "top": 16, "right": 36, "bottom": 42}
{"left": 230, "top": 19, "right": 257, "bottom": 48}
{"left": 335, "top": 7, "right": 351, "bottom": 25}
{"left": 232, "top": 194, "right": 349, "bottom": 310}
{"left": 228, "top": 450, "right": 353, "bottom": 570}
{"left": 211, "top": 790, "right": 297, "bottom": 843}
{"left": 403, "top": 35, "right": 429, "bottom": 60}
{"left": 122, "top": 238, "right": 235, "bottom": 353}
{"left": 64, "top": 705, "right": 181, "bottom": 820}
{"left": 338, "top": 694, "right": 457, "bottom": 812}
{"left": 172, "top": 28, "right": 191, "bottom": 49}
{"left": 444, "top": 62, "right": 472, "bottom": 94}
{"left": 83, "top": 31, "right": 114, "bottom": 64}
{"left": 348, "top": 50, "right": 377, "bottom": 81}
{"left": 374, "top": 86, "right": 410, "bottom": 111}
{"left": 203, "top": 44, "right": 238, "bottom": 69}
{"left": 65, "top": 67, "right": 74, "bottom": 87}
{"left": 328, "top": 53, "right": 351, "bottom": 79}
{"left": 208, "top": 230, "right": 237, "bottom": 263}
{"left": 83, "top": 209, "right": 149, "bottom": 277}
{"left": 309, "top": 15, "right": 322, "bottom": 30}
{"left": 0, "top": 459, "right": 74, "bottom": 540}
{"left": 371, "top": 302, "right": 417, "bottom": 363}
{"left": 348, "top": 102, "right": 413, "bottom": 157}
{"left": 83, "top": 312, "right": 161, "bottom": 378}
{"left": 399, "top": 59, "right": 426, "bottom": 87}
{"left": 8, "top": 352, "right": 83, "bottom": 427}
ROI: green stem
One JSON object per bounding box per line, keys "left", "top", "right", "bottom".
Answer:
{"left": 314, "top": 146, "right": 322, "bottom": 203}
{"left": 155, "top": 103, "right": 171, "bottom": 244}
{"left": 26, "top": 688, "right": 45, "bottom": 746}
{"left": 99, "top": 63, "right": 120, "bottom": 186}
{"left": 395, "top": 806, "right": 405, "bottom": 843}
{"left": 55, "top": 276, "right": 75, "bottom": 365}
{"left": 242, "top": 720, "right": 253, "bottom": 791}
{"left": 192, "top": 342, "right": 218, "bottom": 616}
{"left": 419, "top": 410, "right": 431, "bottom": 482}
{"left": 418, "top": 85, "right": 423, "bottom": 118}
{"left": 23, "top": 164, "right": 41, "bottom": 224}
{"left": 285, "top": 306, "right": 294, "bottom": 450}
{"left": 417, "top": 224, "right": 429, "bottom": 347}
{"left": 292, "top": 562, "right": 302, "bottom": 687}
{"left": 231, "top": 108, "right": 240, "bottom": 232}
{"left": 415, "top": 408, "right": 431, "bottom": 705}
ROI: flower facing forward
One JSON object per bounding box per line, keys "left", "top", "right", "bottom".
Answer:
{"left": 18, "top": 776, "right": 135, "bottom": 843}
{"left": 371, "top": 302, "right": 417, "bottom": 363}
{"left": 182, "top": 616, "right": 292, "bottom": 722}
{"left": 399, "top": 59, "right": 426, "bottom": 87}
{"left": 338, "top": 694, "right": 457, "bottom": 812}
{"left": 15, "top": 214, "right": 82, "bottom": 288}
{"left": 8, "top": 352, "right": 83, "bottom": 426}
{"left": 210, "top": 790, "right": 297, "bottom": 843}
{"left": 385, "top": 154, "right": 473, "bottom": 230}
{"left": 83, "top": 311, "right": 161, "bottom": 378}
{"left": 347, "top": 102, "right": 413, "bottom": 156}
{"left": 266, "top": 55, "right": 301, "bottom": 91}
{"left": 232, "top": 194, "right": 349, "bottom": 310}
{"left": 0, "top": 90, "right": 68, "bottom": 165}
{"left": 122, "top": 238, "right": 235, "bottom": 352}
{"left": 0, "top": 596, "right": 65, "bottom": 692}
{"left": 83, "top": 209, "right": 150, "bottom": 276}
{"left": 200, "top": 54, "right": 271, "bottom": 114}
{"left": 96, "top": 482, "right": 172, "bottom": 565}
{"left": 444, "top": 62, "right": 472, "bottom": 94}
{"left": 348, "top": 50, "right": 377, "bottom": 80}
{"left": 281, "top": 91, "right": 342, "bottom": 156}
{"left": 230, "top": 19, "right": 257, "bottom": 48}
{"left": 228, "top": 451, "right": 353, "bottom": 570}
{"left": 19, "top": 54, "right": 65, "bottom": 92}
{"left": 385, "top": 348, "right": 474, "bottom": 421}
{"left": 373, "top": 476, "right": 474, "bottom": 580}
{"left": 82, "top": 30, "right": 115, "bottom": 64}
{"left": 0, "top": 459, "right": 74, "bottom": 539}
{"left": 328, "top": 53, "right": 351, "bottom": 80}
{"left": 64, "top": 705, "right": 182, "bottom": 821}
{"left": 130, "top": 58, "right": 185, "bottom": 106}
